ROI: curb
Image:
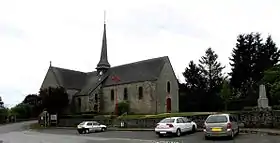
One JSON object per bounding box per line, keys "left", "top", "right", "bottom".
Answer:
{"left": 33, "top": 127, "right": 280, "bottom": 136}
{"left": 240, "top": 129, "right": 280, "bottom": 136}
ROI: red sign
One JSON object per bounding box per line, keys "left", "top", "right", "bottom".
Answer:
{"left": 111, "top": 76, "right": 120, "bottom": 82}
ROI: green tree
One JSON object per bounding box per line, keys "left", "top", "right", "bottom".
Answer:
{"left": 199, "top": 47, "right": 225, "bottom": 92}
{"left": 183, "top": 61, "right": 206, "bottom": 90}
{"left": 22, "top": 94, "right": 42, "bottom": 117}
{"left": 39, "top": 87, "right": 69, "bottom": 115}
{"left": 182, "top": 61, "right": 207, "bottom": 111}
{"left": 261, "top": 64, "right": 280, "bottom": 105}
{"left": 10, "top": 103, "right": 32, "bottom": 119}
{"left": 220, "top": 80, "right": 232, "bottom": 111}
{"left": 118, "top": 101, "right": 129, "bottom": 115}
{"left": 254, "top": 35, "right": 280, "bottom": 82}
{"left": 198, "top": 47, "right": 225, "bottom": 111}
{"left": 229, "top": 33, "right": 280, "bottom": 106}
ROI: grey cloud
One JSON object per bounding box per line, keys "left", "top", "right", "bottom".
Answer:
{"left": 110, "top": 4, "right": 209, "bottom": 39}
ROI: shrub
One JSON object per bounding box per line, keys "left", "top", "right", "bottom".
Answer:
{"left": 118, "top": 101, "right": 129, "bottom": 115}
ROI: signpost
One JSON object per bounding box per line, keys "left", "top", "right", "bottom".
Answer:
{"left": 50, "top": 114, "right": 58, "bottom": 126}
{"left": 111, "top": 75, "right": 120, "bottom": 116}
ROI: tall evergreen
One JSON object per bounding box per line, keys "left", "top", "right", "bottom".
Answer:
{"left": 199, "top": 47, "right": 225, "bottom": 92}
{"left": 198, "top": 47, "right": 225, "bottom": 111}
{"left": 229, "top": 33, "right": 280, "bottom": 104}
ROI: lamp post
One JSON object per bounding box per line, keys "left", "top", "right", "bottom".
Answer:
{"left": 112, "top": 75, "right": 120, "bottom": 116}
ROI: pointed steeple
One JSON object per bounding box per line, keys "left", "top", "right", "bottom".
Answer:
{"left": 96, "top": 12, "right": 110, "bottom": 72}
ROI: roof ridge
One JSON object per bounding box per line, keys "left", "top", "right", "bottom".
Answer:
{"left": 111, "top": 56, "right": 168, "bottom": 69}
{"left": 51, "top": 66, "right": 86, "bottom": 74}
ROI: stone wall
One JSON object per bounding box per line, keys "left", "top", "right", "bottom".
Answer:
{"left": 102, "top": 81, "right": 157, "bottom": 114}
{"left": 58, "top": 110, "right": 280, "bottom": 129}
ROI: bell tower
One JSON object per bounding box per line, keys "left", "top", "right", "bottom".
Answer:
{"left": 96, "top": 11, "right": 110, "bottom": 74}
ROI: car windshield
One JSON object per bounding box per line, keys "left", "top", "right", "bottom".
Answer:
{"left": 159, "top": 118, "right": 175, "bottom": 123}
{"left": 79, "top": 122, "right": 86, "bottom": 125}
{"left": 206, "top": 115, "right": 228, "bottom": 123}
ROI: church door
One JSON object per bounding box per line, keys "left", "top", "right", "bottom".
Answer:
{"left": 166, "top": 98, "right": 171, "bottom": 113}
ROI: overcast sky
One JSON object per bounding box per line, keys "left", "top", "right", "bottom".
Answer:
{"left": 0, "top": 0, "right": 279, "bottom": 107}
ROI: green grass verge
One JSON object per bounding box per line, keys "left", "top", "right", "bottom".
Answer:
{"left": 117, "top": 111, "right": 244, "bottom": 120}
{"left": 29, "top": 123, "right": 45, "bottom": 129}
{"left": 117, "top": 112, "right": 218, "bottom": 119}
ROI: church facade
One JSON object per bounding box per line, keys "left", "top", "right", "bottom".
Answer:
{"left": 40, "top": 23, "right": 179, "bottom": 114}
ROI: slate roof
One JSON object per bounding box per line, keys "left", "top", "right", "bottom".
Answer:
{"left": 50, "top": 67, "right": 87, "bottom": 90}
{"left": 48, "top": 56, "right": 169, "bottom": 95}
{"left": 103, "top": 56, "right": 167, "bottom": 86}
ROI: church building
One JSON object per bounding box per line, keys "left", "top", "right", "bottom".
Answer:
{"left": 40, "top": 22, "right": 179, "bottom": 114}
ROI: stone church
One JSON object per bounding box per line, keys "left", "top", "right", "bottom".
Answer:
{"left": 40, "top": 22, "right": 179, "bottom": 114}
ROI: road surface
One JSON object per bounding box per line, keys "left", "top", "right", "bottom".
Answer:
{"left": 0, "top": 121, "right": 280, "bottom": 143}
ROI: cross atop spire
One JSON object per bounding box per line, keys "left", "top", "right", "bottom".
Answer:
{"left": 96, "top": 11, "right": 110, "bottom": 72}
{"left": 104, "top": 10, "right": 106, "bottom": 24}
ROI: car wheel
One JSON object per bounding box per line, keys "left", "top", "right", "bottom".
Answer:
{"left": 236, "top": 127, "right": 239, "bottom": 135}
{"left": 85, "top": 129, "right": 89, "bottom": 134}
{"left": 101, "top": 127, "right": 106, "bottom": 132}
{"left": 204, "top": 136, "right": 210, "bottom": 140}
{"left": 192, "top": 125, "right": 196, "bottom": 133}
{"left": 158, "top": 134, "right": 164, "bottom": 138}
{"left": 229, "top": 130, "right": 234, "bottom": 139}
{"left": 176, "top": 128, "right": 181, "bottom": 137}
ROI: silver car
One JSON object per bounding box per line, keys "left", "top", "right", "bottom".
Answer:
{"left": 77, "top": 121, "right": 107, "bottom": 134}
{"left": 203, "top": 114, "right": 239, "bottom": 139}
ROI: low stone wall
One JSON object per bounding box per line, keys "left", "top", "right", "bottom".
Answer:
{"left": 57, "top": 110, "right": 280, "bottom": 129}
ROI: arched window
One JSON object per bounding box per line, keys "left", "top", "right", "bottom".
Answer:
{"left": 167, "top": 81, "right": 171, "bottom": 93}
{"left": 138, "top": 86, "right": 143, "bottom": 100}
{"left": 110, "top": 89, "right": 114, "bottom": 101}
{"left": 124, "top": 88, "right": 128, "bottom": 100}
{"left": 95, "top": 94, "right": 98, "bottom": 103}
{"left": 77, "top": 98, "right": 81, "bottom": 112}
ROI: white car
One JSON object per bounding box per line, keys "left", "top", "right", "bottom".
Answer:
{"left": 155, "top": 117, "right": 197, "bottom": 137}
{"left": 77, "top": 121, "right": 107, "bottom": 134}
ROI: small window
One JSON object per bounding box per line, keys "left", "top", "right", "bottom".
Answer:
{"left": 95, "top": 94, "right": 98, "bottom": 102}
{"left": 176, "top": 118, "right": 184, "bottom": 123}
{"left": 86, "top": 122, "right": 93, "bottom": 126}
{"left": 78, "top": 98, "right": 81, "bottom": 107}
{"left": 138, "top": 86, "right": 143, "bottom": 100}
{"left": 110, "top": 89, "right": 114, "bottom": 101}
{"left": 167, "top": 81, "right": 171, "bottom": 93}
{"left": 159, "top": 118, "right": 175, "bottom": 123}
{"left": 206, "top": 115, "right": 228, "bottom": 123}
{"left": 182, "top": 117, "right": 191, "bottom": 123}
{"left": 124, "top": 88, "right": 128, "bottom": 100}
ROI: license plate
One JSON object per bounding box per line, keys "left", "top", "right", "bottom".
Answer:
{"left": 212, "top": 128, "right": 222, "bottom": 132}
{"left": 160, "top": 132, "right": 166, "bottom": 134}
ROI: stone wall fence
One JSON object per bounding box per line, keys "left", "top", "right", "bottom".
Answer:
{"left": 57, "top": 110, "right": 280, "bottom": 129}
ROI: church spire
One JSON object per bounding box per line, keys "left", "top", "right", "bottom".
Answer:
{"left": 96, "top": 11, "right": 110, "bottom": 72}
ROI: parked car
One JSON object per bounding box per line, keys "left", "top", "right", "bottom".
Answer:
{"left": 77, "top": 121, "right": 107, "bottom": 134}
{"left": 154, "top": 117, "right": 197, "bottom": 137}
{"left": 203, "top": 113, "right": 239, "bottom": 140}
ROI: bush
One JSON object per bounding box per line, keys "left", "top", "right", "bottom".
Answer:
{"left": 0, "top": 108, "right": 8, "bottom": 123}
{"left": 118, "top": 101, "right": 129, "bottom": 115}
{"left": 10, "top": 103, "right": 32, "bottom": 119}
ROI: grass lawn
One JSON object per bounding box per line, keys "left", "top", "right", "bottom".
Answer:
{"left": 117, "top": 111, "right": 243, "bottom": 120}
{"left": 29, "top": 123, "right": 45, "bottom": 129}
{"left": 117, "top": 112, "right": 218, "bottom": 119}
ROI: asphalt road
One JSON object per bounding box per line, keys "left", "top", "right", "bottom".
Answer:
{"left": 38, "top": 128, "right": 280, "bottom": 143}
{"left": 0, "top": 121, "right": 280, "bottom": 143}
